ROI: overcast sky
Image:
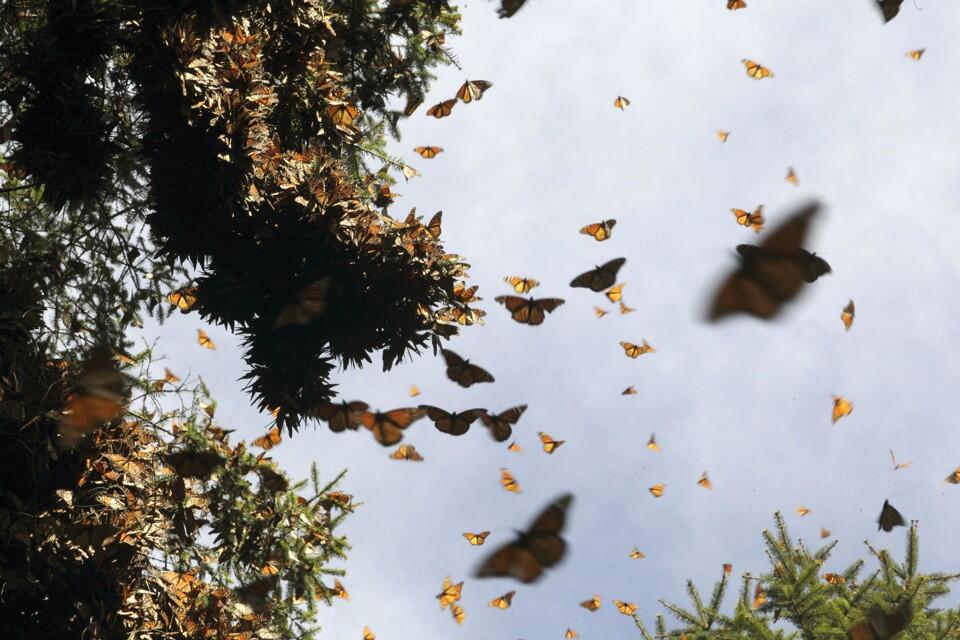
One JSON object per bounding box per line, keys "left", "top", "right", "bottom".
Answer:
{"left": 142, "top": 1, "right": 960, "bottom": 637}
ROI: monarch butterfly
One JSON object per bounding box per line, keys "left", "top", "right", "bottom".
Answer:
{"left": 877, "top": 499, "right": 905, "bottom": 532}
{"left": 464, "top": 531, "right": 491, "bottom": 546}
{"left": 629, "top": 547, "right": 645, "bottom": 559}
{"left": 326, "top": 103, "right": 360, "bottom": 128}
{"left": 167, "top": 287, "right": 197, "bottom": 312}
{"left": 274, "top": 278, "right": 330, "bottom": 329}
{"left": 723, "top": 563, "right": 733, "bottom": 575}
{"left": 253, "top": 425, "right": 282, "bottom": 450}
{"left": 488, "top": 590, "right": 515, "bottom": 608}
{"left": 579, "top": 218, "right": 617, "bottom": 241}
{"left": 622, "top": 386, "right": 637, "bottom": 395}
{"left": 450, "top": 603, "right": 466, "bottom": 625}
{"left": 753, "top": 586, "right": 766, "bottom": 610}
{"left": 945, "top": 467, "right": 960, "bottom": 484}
{"left": 59, "top": 348, "right": 126, "bottom": 442}
{"left": 848, "top": 605, "right": 912, "bottom": 640}
{"left": 697, "top": 471, "right": 713, "bottom": 490}
{"left": 163, "top": 449, "right": 226, "bottom": 479}
{"left": 613, "top": 96, "right": 630, "bottom": 110}
{"left": 414, "top": 146, "right": 444, "bottom": 158}
{"left": 389, "top": 444, "right": 424, "bottom": 461}
{"left": 570, "top": 257, "right": 627, "bottom": 292}
{"left": 614, "top": 600, "right": 638, "bottom": 615}
{"left": 796, "top": 506, "right": 810, "bottom": 517}
{"left": 197, "top": 329, "right": 216, "bottom": 350}
{"left": 717, "top": 129, "right": 730, "bottom": 142}
{"left": 409, "top": 385, "right": 421, "bottom": 397}
{"left": 605, "top": 283, "right": 624, "bottom": 302}
{"left": 707, "top": 202, "right": 831, "bottom": 321}
{"left": 727, "top": 0, "right": 746, "bottom": 9}
{"left": 594, "top": 306, "right": 609, "bottom": 318}
{"left": 786, "top": 166, "right": 799, "bottom": 185}
{"left": 565, "top": 629, "right": 579, "bottom": 639}
{"left": 731, "top": 205, "right": 764, "bottom": 233}
{"left": 820, "top": 528, "right": 831, "bottom": 538}
{"left": 312, "top": 400, "right": 368, "bottom": 432}
{"left": 403, "top": 92, "right": 423, "bottom": 117}
{"left": 401, "top": 164, "right": 420, "bottom": 180}
{"left": 620, "top": 340, "right": 654, "bottom": 358}
{"left": 452, "top": 281, "right": 480, "bottom": 303}
{"left": 362, "top": 626, "right": 375, "bottom": 640}
{"left": 507, "top": 442, "right": 523, "bottom": 453}
{"left": 889, "top": 450, "right": 911, "bottom": 471}
{"left": 876, "top": 0, "right": 904, "bottom": 23}
{"left": 831, "top": 396, "right": 853, "bottom": 424}
{"left": 742, "top": 59, "right": 774, "bottom": 79}
{"left": 619, "top": 301, "right": 636, "bottom": 314}
{"left": 841, "top": 300, "right": 855, "bottom": 331}
{"left": 475, "top": 493, "right": 573, "bottom": 583}
{"left": 441, "top": 349, "right": 495, "bottom": 387}
{"left": 456, "top": 79, "right": 494, "bottom": 103}
{"left": 580, "top": 594, "right": 601, "bottom": 611}
{"left": 436, "top": 576, "right": 463, "bottom": 610}
{"left": 438, "top": 304, "right": 486, "bottom": 326}
{"left": 649, "top": 484, "right": 665, "bottom": 498}
{"left": 497, "top": 0, "right": 528, "bottom": 18}
{"left": 538, "top": 431, "right": 565, "bottom": 454}
{"left": 500, "top": 468, "right": 521, "bottom": 493}
{"left": 333, "top": 579, "right": 350, "bottom": 600}
{"left": 503, "top": 276, "right": 540, "bottom": 293}
{"left": 261, "top": 558, "right": 281, "bottom": 576}
{"left": 356, "top": 408, "right": 425, "bottom": 446}
{"left": 647, "top": 433, "right": 660, "bottom": 452}
{"left": 823, "top": 573, "right": 844, "bottom": 585}
{"left": 480, "top": 405, "right": 527, "bottom": 442}
{"left": 419, "top": 405, "right": 486, "bottom": 436}
{"left": 163, "top": 368, "right": 181, "bottom": 384}
{"left": 494, "top": 295, "right": 565, "bottom": 325}
{"left": 906, "top": 48, "right": 924, "bottom": 60}
{"left": 426, "top": 99, "right": 456, "bottom": 118}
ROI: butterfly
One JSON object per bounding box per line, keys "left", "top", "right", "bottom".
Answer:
{"left": 362, "top": 626, "right": 375, "bottom": 640}
{"left": 906, "top": 48, "right": 925, "bottom": 61}
{"left": 877, "top": 499, "right": 905, "bottom": 532}
{"left": 716, "top": 129, "right": 730, "bottom": 142}
{"left": 253, "top": 425, "right": 282, "bottom": 450}
{"left": 409, "top": 385, "right": 421, "bottom": 397}
{"left": 419, "top": 405, "right": 486, "bottom": 436}
{"left": 580, "top": 594, "right": 601, "bottom": 611}
{"left": 494, "top": 295, "right": 565, "bottom": 325}
{"left": 480, "top": 405, "right": 528, "bottom": 442}
{"left": 414, "top": 146, "right": 443, "bottom": 158}
{"left": 332, "top": 579, "right": 350, "bottom": 600}
{"left": 450, "top": 603, "right": 465, "bottom": 624}
{"left": 235, "top": 575, "right": 279, "bottom": 614}
{"left": 823, "top": 573, "right": 845, "bottom": 585}
{"left": 876, "top": 0, "right": 904, "bottom": 23}
{"left": 579, "top": 218, "right": 617, "bottom": 241}
{"left": 457, "top": 80, "right": 493, "bottom": 103}
{"left": 538, "top": 432, "right": 565, "bottom": 454}
{"left": 742, "top": 59, "right": 774, "bottom": 79}
{"left": 629, "top": 547, "right": 646, "bottom": 559}
{"left": 697, "top": 471, "right": 713, "bottom": 490}
{"left": 593, "top": 306, "right": 609, "bottom": 318}
{"left": 450, "top": 280, "right": 479, "bottom": 303}
{"left": 613, "top": 96, "right": 630, "bottom": 110}
{"left": 571, "top": 257, "right": 627, "bottom": 292}
{"left": 753, "top": 585, "right": 766, "bottom": 609}
{"left": 619, "top": 301, "right": 635, "bottom": 314}
{"left": 507, "top": 442, "right": 523, "bottom": 453}
{"left": 620, "top": 340, "right": 654, "bottom": 358}
{"left": 605, "top": 283, "right": 624, "bottom": 302}
{"left": 357, "top": 408, "right": 425, "bottom": 446}
{"left": 786, "top": 167, "right": 799, "bottom": 186}
{"left": 707, "top": 201, "right": 831, "bottom": 321}
{"left": 426, "top": 99, "right": 456, "bottom": 118}
{"left": 497, "top": 0, "right": 528, "bottom": 18}
{"left": 820, "top": 528, "right": 832, "bottom": 538}
{"left": 441, "top": 349, "right": 495, "bottom": 387}
{"left": 475, "top": 493, "right": 572, "bottom": 583}
{"left": 326, "top": 103, "right": 360, "bottom": 128}
{"left": 500, "top": 468, "right": 521, "bottom": 493}
{"left": 197, "top": 329, "right": 216, "bottom": 350}
{"left": 565, "top": 629, "right": 579, "bottom": 639}
{"left": 622, "top": 386, "right": 637, "bottom": 395}
{"left": 488, "top": 590, "right": 515, "bottom": 609}
{"left": 796, "top": 506, "right": 810, "bottom": 517}
{"left": 727, "top": 0, "right": 746, "bottom": 9}
{"left": 167, "top": 287, "right": 197, "bottom": 312}
{"left": 832, "top": 396, "right": 853, "bottom": 424}
{"left": 723, "top": 563, "right": 733, "bottom": 575}
{"left": 731, "top": 205, "right": 765, "bottom": 233}
{"left": 503, "top": 276, "right": 540, "bottom": 293}
{"left": 614, "top": 600, "right": 638, "bottom": 615}
{"left": 436, "top": 576, "right": 463, "bottom": 610}
{"left": 59, "top": 347, "right": 127, "bottom": 441}
{"left": 464, "top": 531, "right": 491, "bottom": 546}
{"left": 389, "top": 444, "right": 424, "bottom": 461}
{"left": 163, "top": 449, "right": 226, "bottom": 479}
{"left": 848, "top": 605, "right": 912, "bottom": 640}
{"left": 889, "top": 450, "right": 911, "bottom": 471}
{"left": 274, "top": 279, "right": 329, "bottom": 329}
{"left": 647, "top": 433, "right": 660, "bottom": 452}
{"left": 945, "top": 468, "right": 960, "bottom": 484}
{"left": 649, "top": 484, "right": 665, "bottom": 498}
{"left": 841, "top": 300, "right": 855, "bottom": 331}
{"left": 313, "top": 400, "right": 369, "bottom": 432}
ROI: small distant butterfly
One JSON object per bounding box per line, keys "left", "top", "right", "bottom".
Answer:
{"left": 419, "top": 405, "right": 486, "bottom": 436}
{"left": 717, "top": 130, "right": 731, "bottom": 142}
{"left": 620, "top": 340, "right": 654, "bottom": 358}
{"left": 274, "top": 278, "right": 329, "bottom": 329}
{"left": 357, "top": 408, "right": 425, "bottom": 446}
{"left": 619, "top": 301, "right": 635, "bottom": 314}
{"left": 326, "top": 103, "right": 359, "bottom": 128}
{"left": 613, "top": 96, "right": 630, "bottom": 110}
{"left": 614, "top": 600, "right": 638, "bottom": 615}
{"left": 727, "top": 0, "right": 746, "bottom": 8}
{"left": 823, "top": 573, "right": 845, "bottom": 585}
{"left": 877, "top": 499, "right": 905, "bottom": 532}
{"left": 697, "top": 471, "right": 713, "bottom": 490}
{"left": 508, "top": 442, "right": 523, "bottom": 453}
{"left": 629, "top": 547, "right": 646, "bottom": 559}
{"left": 389, "top": 444, "right": 424, "bottom": 461}
{"left": 488, "top": 590, "right": 515, "bottom": 609}
{"left": 494, "top": 295, "right": 565, "bottom": 326}
{"left": 167, "top": 288, "right": 197, "bottom": 312}
{"left": 742, "top": 59, "right": 774, "bottom": 79}
{"left": 889, "top": 450, "right": 911, "bottom": 471}
{"left": 594, "top": 306, "right": 609, "bottom": 318}
{"left": 313, "top": 400, "right": 369, "bottom": 432}
{"left": 579, "top": 219, "right": 617, "bottom": 241}
{"left": 197, "top": 329, "right": 216, "bottom": 350}
{"left": 622, "top": 386, "right": 637, "bottom": 395}
{"left": 605, "top": 283, "right": 624, "bottom": 303}
{"left": 362, "top": 626, "right": 375, "bottom": 640}
{"left": 450, "top": 603, "right": 466, "bottom": 624}
{"left": 464, "top": 531, "right": 491, "bottom": 546}
{"left": 441, "top": 349, "right": 495, "bottom": 387}
{"left": 945, "top": 467, "right": 960, "bottom": 484}
{"left": 570, "top": 257, "right": 627, "bottom": 292}
{"left": 500, "top": 468, "right": 521, "bottom": 493}
{"left": 333, "top": 579, "right": 350, "bottom": 600}
{"left": 253, "top": 425, "right": 282, "bottom": 451}
{"left": 414, "top": 146, "right": 443, "bottom": 158}
{"left": 649, "top": 484, "right": 665, "bottom": 498}
{"left": 426, "top": 99, "right": 456, "bottom": 118}
{"left": 538, "top": 432, "right": 565, "bottom": 454}
{"left": 647, "top": 433, "right": 660, "bottom": 452}
{"left": 436, "top": 576, "right": 463, "bottom": 610}
{"left": 820, "top": 528, "right": 831, "bottom": 538}
{"left": 832, "top": 396, "right": 853, "bottom": 424}
{"left": 480, "top": 405, "right": 527, "bottom": 442}
{"left": 457, "top": 80, "right": 493, "bottom": 103}
{"left": 580, "top": 594, "right": 601, "bottom": 611}
{"left": 907, "top": 48, "right": 925, "bottom": 60}
{"left": 723, "top": 563, "right": 733, "bottom": 575}
{"left": 497, "top": 0, "right": 528, "bottom": 18}
{"left": 786, "top": 167, "right": 799, "bottom": 186}
{"left": 753, "top": 585, "right": 766, "bottom": 609}
{"left": 565, "top": 629, "right": 579, "bottom": 639}
{"left": 409, "top": 385, "right": 421, "bottom": 397}
{"left": 503, "top": 276, "right": 540, "bottom": 293}
{"left": 731, "top": 205, "right": 765, "bottom": 233}
{"left": 841, "top": 300, "right": 855, "bottom": 331}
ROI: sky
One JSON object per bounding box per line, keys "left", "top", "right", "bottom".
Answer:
{"left": 139, "top": 1, "right": 960, "bottom": 637}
